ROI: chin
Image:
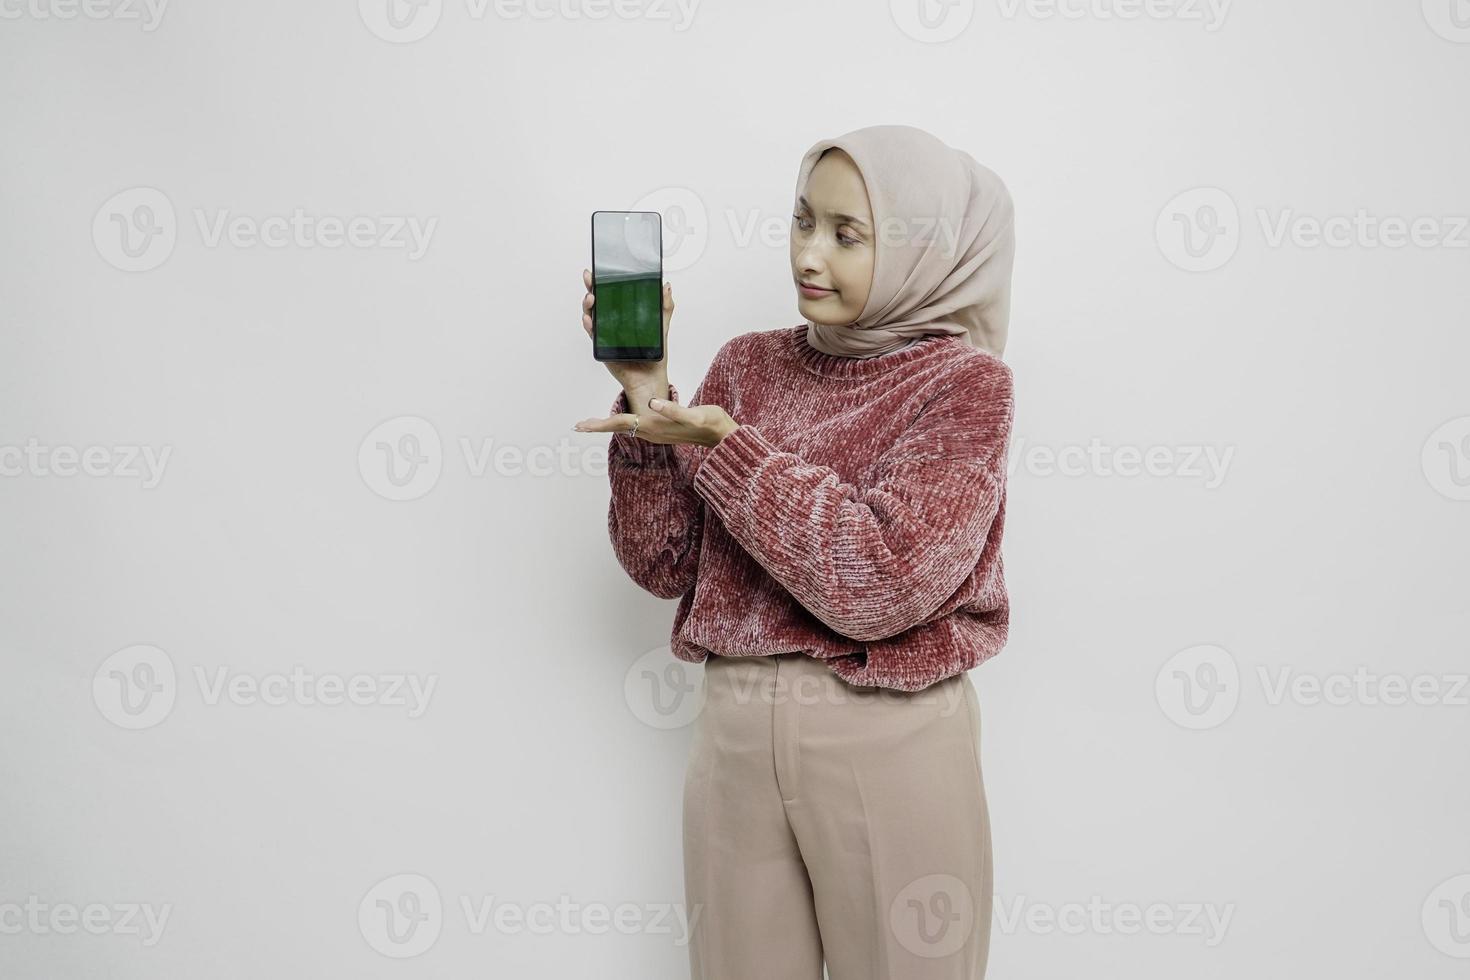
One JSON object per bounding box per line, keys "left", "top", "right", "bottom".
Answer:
{"left": 797, "top": 299, "right": 850, "bottom": 326}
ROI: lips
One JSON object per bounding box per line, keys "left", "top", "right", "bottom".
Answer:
{"left": 799, "top": 281, "right": 835, "bottom": 295}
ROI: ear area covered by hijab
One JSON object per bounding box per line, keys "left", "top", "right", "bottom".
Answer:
{"left": 794, "top": 124, "right": 1016, "bottom": 360}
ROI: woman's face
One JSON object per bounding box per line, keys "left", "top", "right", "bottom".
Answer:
{"left": 790, "top": 149, "right": 875, "bottom": 326}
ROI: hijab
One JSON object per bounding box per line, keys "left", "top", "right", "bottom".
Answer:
{"left": 793, "top": 124, "right": 1016, "bottom": 359}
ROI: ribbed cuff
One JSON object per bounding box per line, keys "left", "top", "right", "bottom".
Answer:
{"left": 608, "top": 384, "right": 681, "bottom": 468}
{"left": 690, "top": 423, "right": 775, "bottom": 521}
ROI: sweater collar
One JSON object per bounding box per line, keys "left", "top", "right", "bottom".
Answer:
{"left": 787, "top": 323, "right": 966, "bottom": 378}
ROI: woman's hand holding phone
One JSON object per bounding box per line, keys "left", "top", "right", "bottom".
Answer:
{"left": 576, "top": 268, "right": 739, "bottom": 448}
{"left": 581, "top": 267, "right": 673, "bottom": 412}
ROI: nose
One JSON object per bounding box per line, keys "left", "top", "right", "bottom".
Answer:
{"left": 794, "top": 236, "right": 827, "bottom": 276}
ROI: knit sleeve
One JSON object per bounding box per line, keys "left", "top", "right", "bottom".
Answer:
{"left": 606, "top": 381, "right": 705, "bottom": 600}
{"left": 690, "top": 357, "right": 1014, "bottom": 643}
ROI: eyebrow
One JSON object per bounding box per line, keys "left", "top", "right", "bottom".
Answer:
{"left": 797, "top": 196, "right": 871, "bottom": 231}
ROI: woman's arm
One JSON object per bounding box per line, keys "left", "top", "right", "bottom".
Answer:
{"left": 606, "top": 381, "right": 706, "bottom": 599}
{"left": 690, "top": 357, "right": 1014, "bottom": 642}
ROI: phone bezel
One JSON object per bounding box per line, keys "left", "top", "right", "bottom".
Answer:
{"left": 590, "top": 210, "right": 665, "bottom": 362}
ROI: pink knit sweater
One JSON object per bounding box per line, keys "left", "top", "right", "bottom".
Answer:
{"left": 605, "top": 322, "right": 1014, "bottom": 692}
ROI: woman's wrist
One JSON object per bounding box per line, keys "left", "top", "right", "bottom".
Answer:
{"left": 622, "top": 380, "right": 670, "bottom": 414}
{"left": 707, "top": 418, "right": 740, "bottom": 447}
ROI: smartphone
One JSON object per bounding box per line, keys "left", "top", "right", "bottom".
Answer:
{"left": 591, "top": 210, "right": 664, "bottom": 361}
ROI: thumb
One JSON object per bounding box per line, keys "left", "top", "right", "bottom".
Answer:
{"left": 647, "top": 396, "right": 683, "bottom": 417}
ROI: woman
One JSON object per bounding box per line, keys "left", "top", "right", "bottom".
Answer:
{"left": 574, "top": 123, "right": 1016, "bottom": 980}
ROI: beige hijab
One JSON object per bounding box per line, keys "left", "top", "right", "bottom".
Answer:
{"left": 794, "top": 124, "right": 1016, "bottom": 359}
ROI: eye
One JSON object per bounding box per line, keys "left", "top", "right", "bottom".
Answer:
{"left": 838, "top": 230, "right": 862, "bottom": 247}
{"left": 791, "top": 213, "right": 813, "bottom": 232}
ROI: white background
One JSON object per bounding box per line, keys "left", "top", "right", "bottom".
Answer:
{"left": 2, "top": 0, "right": 1468, "bottom": 977}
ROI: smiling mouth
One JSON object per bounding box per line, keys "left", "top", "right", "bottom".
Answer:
{"left": 799, "top": 282, "right": 835, "bottom": 295}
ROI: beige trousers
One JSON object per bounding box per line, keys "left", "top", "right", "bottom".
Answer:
{"left": 683, "top": 652, "right": 993, "bottom": 980}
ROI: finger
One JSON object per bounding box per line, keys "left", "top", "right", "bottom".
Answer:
{"left": 662, "top": 283, "right": 675, "bottom": 344}
{"left": 646, "top": 397, "right": 685, "bottom": 420}
{"left": 582, "top": 275, "right": 596, "bottom": 337}
{"left": 572, "top": 413, "right": 639, "bottom": 434}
